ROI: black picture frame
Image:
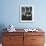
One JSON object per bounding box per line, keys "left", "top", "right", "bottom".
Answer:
{"left": 20, "top": 5, "right": 34, "bottom": 22}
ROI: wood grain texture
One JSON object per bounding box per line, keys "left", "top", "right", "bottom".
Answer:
{"left": 24, "top": 32, "right": 45, "bottom": 46}
{"left": 2, "top": 32, "right": 23, "bottom": 46}
{"left": 2, "top": 30, "right": 45, "bottom": 46}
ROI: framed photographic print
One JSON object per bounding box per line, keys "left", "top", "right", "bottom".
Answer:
{"left": 20, "top": 5, "right": 34, "bottom": 22}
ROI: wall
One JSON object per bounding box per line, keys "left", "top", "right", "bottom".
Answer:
{"left": 0, "top": 0, "right": 46, "bottom": 29}
{"left": 0, "top": 0, "right": 46, "bottom": 43}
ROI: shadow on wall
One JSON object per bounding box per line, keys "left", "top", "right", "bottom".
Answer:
{"left": 0, "top": 24, "right": 7, "bottom": 43}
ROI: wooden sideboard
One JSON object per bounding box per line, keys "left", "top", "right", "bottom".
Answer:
{"left": 2, "top": 29, "right": 45, "bottom": 46}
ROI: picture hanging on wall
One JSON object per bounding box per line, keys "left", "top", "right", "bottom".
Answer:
{"left": 20, "top": 5, "right": 34, "bottom": 22}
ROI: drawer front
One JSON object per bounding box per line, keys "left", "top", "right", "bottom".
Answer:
{"left": 3, "top": 32, "right": 23, "bottom": 36}
{"left": 32, "top": 36, "right": 45, "bottom": 44}
{"left": 3, "top": 43, "right": 23, "bottom": 46}
{"left": 32, "top": 44, "right": 44, "bottom": 46}
{"left": 3, "top": 36, "right": 23, "bottom": 44}
{"left": 24, "top": 32, "right": 44, "bottom": 36}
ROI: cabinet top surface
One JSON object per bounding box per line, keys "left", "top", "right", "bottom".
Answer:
{"left": 3, "top": 29, "right": 45, "bottom": 33}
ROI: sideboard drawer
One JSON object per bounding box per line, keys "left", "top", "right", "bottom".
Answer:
{"left": 24, "top": 32, "right": 44, "bottom": 36}
{"left": 3, "top": 32, "right": 23, "bottom": 36}
{"left": 32, "top": 36, "right": 44, "bottom": 44}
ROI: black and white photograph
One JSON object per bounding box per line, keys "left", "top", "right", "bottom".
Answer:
{"left": 20, "top": 5, "right": 34, "bottom": 22}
